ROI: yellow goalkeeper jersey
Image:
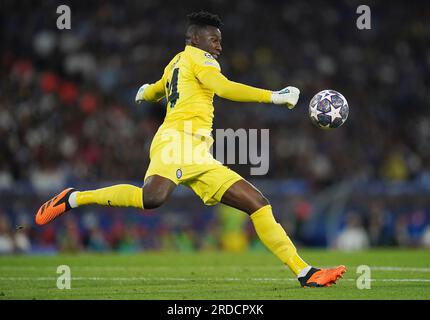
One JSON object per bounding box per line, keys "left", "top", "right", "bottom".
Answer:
{"left": 143, "top": 45, "right": 272, "bottom": 135}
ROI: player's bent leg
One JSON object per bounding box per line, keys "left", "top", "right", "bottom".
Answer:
{"left": 35, "top": 184, "right": 145, "bottom": 226}
{"left": 220, "top": 179, "right": 346, "bottom": 287}
{"left": 35, "top": 175, "right": 176, "bottom": 226}
{"left": 142, "top": 175, "right": 177, "bottom": 209}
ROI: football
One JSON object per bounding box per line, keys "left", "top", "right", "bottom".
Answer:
{"left": 309, "top": 90, "right": 349, "bottom": 129}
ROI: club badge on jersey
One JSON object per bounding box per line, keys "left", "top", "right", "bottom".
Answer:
{"left": 204, "top": 53, "right": 215, "bottom": 59}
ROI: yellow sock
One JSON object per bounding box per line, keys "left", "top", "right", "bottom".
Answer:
{"left": 250, "top": 204, "right": 308, "bottom": 276}
{"left": 76, "top": 184, "right": 144, "bottom": 209}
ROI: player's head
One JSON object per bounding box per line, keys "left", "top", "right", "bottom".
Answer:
{"left": 185, "top": 11, "right": 222, "bottom": 59}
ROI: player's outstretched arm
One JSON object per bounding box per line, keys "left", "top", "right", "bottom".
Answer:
{"left": 197, "top": 68, "right": 300, "bottom": 109}
{"left": 135, "top": 78, "right": 165, "bottom": 103}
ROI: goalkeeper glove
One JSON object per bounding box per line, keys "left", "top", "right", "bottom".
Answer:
{"left": 135, "top": 84, "right": 149, "bottom": 104}
{"left": 271, "top": 86, "right": 300, "bottom": 109}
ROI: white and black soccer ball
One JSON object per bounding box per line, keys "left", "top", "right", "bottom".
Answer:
{"left": 309, "top": 90, "right": 349, "bottom": 129}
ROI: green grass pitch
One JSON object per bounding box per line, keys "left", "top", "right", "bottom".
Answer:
{"left": 0, "top": 249, "right": 429, "bottom": 300}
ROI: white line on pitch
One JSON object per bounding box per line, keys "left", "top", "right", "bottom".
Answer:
{"left": 0, "top": 277, "right": 430, "bottom": 282}
{"left": 368, "top": 267, "right": 430, "bottom": 272}
{"left": 1, "top": 266, "right": 430, "bottom": 272}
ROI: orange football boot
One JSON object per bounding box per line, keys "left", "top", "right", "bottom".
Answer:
{"left": 298, "top": 265, "right": 346, "bottom": 287}
{"left": 35, "top": 188, "right": 75, "bottom": 225}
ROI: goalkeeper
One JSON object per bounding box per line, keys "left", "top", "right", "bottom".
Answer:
{"left": 35, "top": 11, "right": 345, "bottom": 288}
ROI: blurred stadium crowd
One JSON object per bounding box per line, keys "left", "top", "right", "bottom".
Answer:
{"left": 1, "top": 0, "right": 429, "bottom": 254}
{"left": 1, "top": 193, "right": 430, "bottom": 254}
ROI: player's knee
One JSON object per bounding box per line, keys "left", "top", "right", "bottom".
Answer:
{"left": 143, "top": 192, "right": 166, "bottom": 209}
{"left": 259, "top": 194, "right": 270, "bottom": 207}
{"left": 254, "top": 194, "right": 270, "bottom": 211}
{"left": 246, "top": 194, "right": 270, "bottom": 215}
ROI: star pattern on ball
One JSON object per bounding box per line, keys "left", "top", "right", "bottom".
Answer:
{"left": 328, "top": 103, "right": 343, "bottom": 120}
{"left": 309, "top": 105, "right": 320, "bottom": 119}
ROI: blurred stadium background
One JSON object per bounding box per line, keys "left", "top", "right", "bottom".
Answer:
{"left": 1, "top": 0, "right": 429, "bottom": 256}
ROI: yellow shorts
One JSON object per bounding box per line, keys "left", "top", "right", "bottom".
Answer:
{"left": 144, "top": 131, "right": 242, "bottom": 205}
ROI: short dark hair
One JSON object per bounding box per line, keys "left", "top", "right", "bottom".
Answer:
{"left": 186, "top": 11, "right": 222, "bottom": 28}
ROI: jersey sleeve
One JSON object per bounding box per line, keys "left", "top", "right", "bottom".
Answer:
{"left": 142, "top": 63, "right": 172, "bottom": 103}
{"left": 196, "top": 67, "right": 272, "bottom": 103}
{"left": 143, "top": 78, "right": 165, "bottom": 102}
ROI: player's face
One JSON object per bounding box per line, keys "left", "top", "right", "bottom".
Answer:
{"left": 197, "top": 26, "right": 222, "bottom": 59}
